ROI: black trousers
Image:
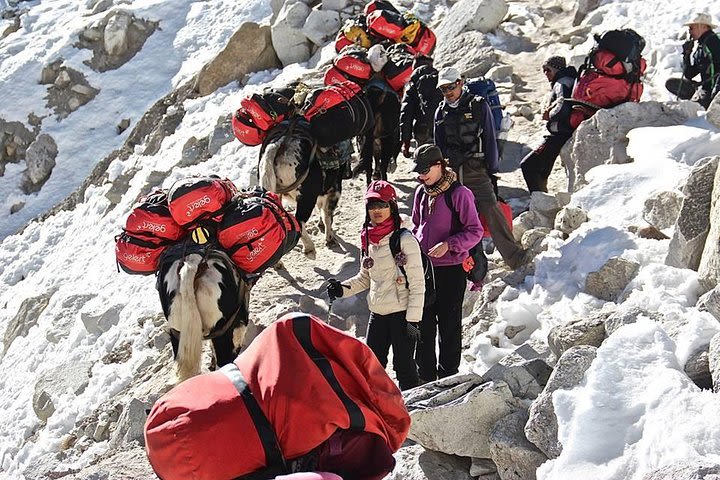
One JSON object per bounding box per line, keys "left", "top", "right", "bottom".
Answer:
{"left": 415, "top": 264, "right": 466, "bottom": 380}
{"left": 366, "top": 310, "right": 419, "bottom": 390}
{"left": 520, "top": 133, "right": 572, "bottom": 193}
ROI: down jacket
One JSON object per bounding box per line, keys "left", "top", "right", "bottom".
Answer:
{"left": 342, "top": 231, "right": 425, "bottom": 322}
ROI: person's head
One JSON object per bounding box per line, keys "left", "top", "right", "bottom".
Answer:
{"left": 412, "top": 144, "right": 447, "bottom": 186}
{"left": 364, "top": 180, "right": 400, "bottom": 227}
{"left": 437, "top": 67, "right": 464, "bottom": 102}
{"left": 685, "top": 13, "right": 715, "bottom": 40}
{"left": 542, "top": 56, "right": 566, "bottom": 83}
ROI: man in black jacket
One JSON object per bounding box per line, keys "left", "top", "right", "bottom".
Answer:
{"left": 434, "top": 67, "right": 529, "bottom": 270}
{"left": 682, "top": 13, "right": 720, "bottom": 108}
{"left": 521, "top": 56, "right": 578, "bottom": 193}
{"left": 400, "top": 55, "right": 443, "bottom": 157}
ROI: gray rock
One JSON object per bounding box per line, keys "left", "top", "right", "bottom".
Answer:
{"left": 486, "top": 65, "right": 513, "bottom": 82}
{"left": 22, "top": 133, "right": 58, "bottom": 192}
{"left": 709, "top": 333, "right": 720, "bottom": 393}
{"left": 489, "top": 410, "right": 547, "bottom": 480}
{"left": 643, "top": 190, "right": 683, "bottom": 230}
{"left": 109, "top": 398, "right": 153, "bottom": 447}
{"left": 554, "top": 206, "right": 588, "bottom": 235}
{"left": 561, "top": 101, "right": 702, "bottom": 191}
{"left": 698, "top": 286, "right": 720, "bottom": 321}
{"left": 117, "top": 118, "right": 131, "bottom": 134}
{"left": 70, "top": 83, "right": 97, "bottom": 96}
{"left": 604, "top": 306, "right": 662, "bottom": 336}
{"left": 666, "top": 156, "right": 719, "bottom": 271}
{"left": 512, "top": 210, "right": 554, "bottom": 242}
{"left": 195, "top": 22, "right": 280, "bottom": 96}
{"left": 584, "top": 257, "right": 640, "bottom": 302}
{"left": 548, "top": 314, "right": 606, "bottom": 359}
{"left": 708, "top": 93, "right": 720, "bottom": 129}
{"left": 529, "top": 191, "right": 563, "bottom": 218}
{"left": 33, "top": 361, "right": 92, "bottom": 422}
{"left": 54, "top": 69, "right": 71, "bottom": 88}
{"left": 208, "top": 114, "right": 234, "bottom": 155}
{"left": 322, "top": 0, "right": 349, "bottom": 11}
{"left": 521, "top": 227, "right": 550, "bottom": 252}
{"left": 4, "top": 292, "right": 53, "bottom": 356}
{"left": 698, "top": 158, "right": 720, "bottom": 292}
{"left": 302, "top": 8, "right": 341, "bottom": 47}
{"left": 480, "top": 344, "right": 553, "bottom": 400}
{"left": 641, "top": 460, "right": 720, "bottom": 480}
{"left": 684, "top": 345, "right": 712, "bottom": 390}
{"left": 434, "top": 33, "right": 498, "bottom": 79}
{"left": 80, "top": 299, "right": 123, "bottom": 335}
{"left": 391, "top": 445, "right": 474, "bottom": 480}
{"left": 271, "top": 2, "right": 312, "bottom": 67}
{"left": 525, "top": 345, "right": 597, "bottom": 458}
{"left": 406, "top": 375, "right": 520, "bottom": 458}
{"left": 573, "top": 0, "right": 600, "bottom": 26}
{"left": 103, "top": 10, "right": 132, "bottom": 56}
{"left": 435, "top": 0, "right": 508, "bottom": 41}
{"left": 471, "top": 458, "right": 498, "bottom": 476}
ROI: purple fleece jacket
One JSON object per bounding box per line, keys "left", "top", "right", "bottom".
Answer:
{"left": 411, "top": 183, "right": 484, "bottom": 267}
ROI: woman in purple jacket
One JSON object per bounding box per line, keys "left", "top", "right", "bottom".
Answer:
{"left": 410, "top": 144, "right": 484, "bottom": 382}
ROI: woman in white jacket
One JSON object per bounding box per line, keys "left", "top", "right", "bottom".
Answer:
{"left": 327, "top": 180, "right": 425, "bottom": 390}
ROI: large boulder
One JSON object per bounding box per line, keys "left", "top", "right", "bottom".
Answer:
{"left": 3, "top": 292, "right": 53, "bottom": 356}
{"left": 406, "top": 375, "right": 521, "bottom": 458}
{"left": 698, "top": 286, "right": 720, "bottom": 322}
{"left": 584, "top": 257, "right": 640, "bottom": 302}
{"left": 103, "top": 10, "right": 132, "bottom": 56}
{"left": 573, "top": 0, "right": 601, "bottom": 26}
{"left": 302, "top": 8, "right": 341, "bottom": 47}
{"left": 525, "top": 345, "right": 597, "bottom": 458}
{"left": 195, "top": 22, "right": 280, "bottom": 96}
{"left": 434, "top": 32, "right": 498, "bottom": 79}
{"left": 489, "top": 410, "right": 547, "bottom": 480}
{"left": 698, "top": 158, "right": 720, "bottom": 292}
{"left": 561, "top": 101, "right": 702, "bottom": 191}
{"left": 435, "top": 0, "right": 508, "bottom": 41}
{"left": 548, "top": 314, "right": 606, "bottom": 359}
{"left": 666, "top": 156, "right": 719, "bottom": 271}
{"left": 643, "top": 190, "right": 683, "bottom": 230}
{"left": 271, "top": 2, "right": 312, "bottom": 67}
{"left": 33, "top": 361, "right": 92, "bottom": 422}
{"left": 21, "top": 134, "right": 58, "bottom": 193}
{"left": 479, "top": 344, "right": 553, "bottom": 400}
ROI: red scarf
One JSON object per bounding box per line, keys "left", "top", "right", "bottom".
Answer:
{"left": 361, "top": 217, "right": 395, "bottom": 251}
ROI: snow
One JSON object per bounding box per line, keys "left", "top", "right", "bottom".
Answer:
{"left": 0, "top": 0, "right": 719, "bottom": 478}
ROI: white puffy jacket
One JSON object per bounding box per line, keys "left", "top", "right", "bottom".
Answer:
{"left": 342, "top": 230, "right": 425, "bottom": 322}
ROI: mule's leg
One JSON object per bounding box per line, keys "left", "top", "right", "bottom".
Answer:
{"left": 169, "top": 331, "right": 179, "bottom": 359}
{"left": 320, "top": 170, "right": 342, "bottom": 246}
{"left": 168, "top": 256, "right": 204, "bottom": 381}
{"left": 211, "top": 331, "right": 235, "bottom": 369}
{"left": 356, "top": 134, "right": 374, "bottom": 185}
{"left": 295, "top": 166, "right": 324, "bottom": 255}
{"left": 298, "top": 222, "right": 316, "bottom": 256}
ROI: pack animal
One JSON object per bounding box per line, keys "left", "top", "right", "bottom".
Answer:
{"left": 259, "top": 123, "right": 343, "bottom": 255}
{"left": 354, "top": 79, "right": 402, "bottom": 184}
{"left": 156, "top": 244, "right": 252, "bottom": 381}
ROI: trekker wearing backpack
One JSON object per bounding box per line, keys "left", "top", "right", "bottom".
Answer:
{"left": 410, "top": 144, "right": 483, "bottom": 382}
{"left": 521, "top": 56, "right": 578, "bottom": 193}
{"left": 434, "top": 67, "right": 530, "bottom": 270}
{"left": 680, "top": 13, "right": 720, "bottom": 108}
{"left": 399, "top": 55, "right": 443, "bottom": 157}
{"left": 326, "top": 180, "right": 423, "bottom": 390}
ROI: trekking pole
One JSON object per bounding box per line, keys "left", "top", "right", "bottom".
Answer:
{"left": 327, "top": 297, "right": 334, "bottom": 324}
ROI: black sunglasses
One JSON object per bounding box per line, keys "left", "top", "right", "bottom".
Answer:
{"left": 418, "top": 163, "right": 440, "bottom": 175}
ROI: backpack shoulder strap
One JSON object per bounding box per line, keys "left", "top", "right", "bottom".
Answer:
{"left": 389, "top": 228, "right": 412, "bottom": 288}
{"left": 444, "top": 181, "right": 462, "bottom": 230}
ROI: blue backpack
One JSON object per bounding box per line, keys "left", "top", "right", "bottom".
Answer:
{"left": 466, "top": 77, "right": 503, "bottom": 132}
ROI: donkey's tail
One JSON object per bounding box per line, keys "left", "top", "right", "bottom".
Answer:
{"left": 259, "top": 141, "right": 279, "bottom": 193}
{"left": 171, "top": 255, "right": 204, "bottom": 381}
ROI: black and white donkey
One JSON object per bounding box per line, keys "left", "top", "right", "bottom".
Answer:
{"left": 156, "top": 242, "right": 253, "bottom": 381}
{"left": 259, "top": 122, "right": 346, "bottom": 255}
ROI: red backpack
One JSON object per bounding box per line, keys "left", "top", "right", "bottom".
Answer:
{"left": 408, "top": 24, "right": 436, "bottom": 56}
{"left": 332, "top": 46, "right": 374, "bottom": 85}
{"left": 167, "top": 176, "right": 237, "bottom": 227}
{"left": 217, "top": 187, "right": 300, "bottom": 274}
{"left": 232, "top": 109, "right": 267, "bottom": 146}
{"left": 145, "top": 313, "right": 410, "bottom": 480}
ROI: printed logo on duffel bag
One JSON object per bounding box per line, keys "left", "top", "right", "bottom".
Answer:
{"left": 125, "top": 189, "right": 186, "bottom": 242}
{"left": 115, "top": 232, "right": 168, "bottom": 275}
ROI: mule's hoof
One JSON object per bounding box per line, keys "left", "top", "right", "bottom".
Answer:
{"left": 303, "top": 249, "right": 317, "bottom": 260}
{"left": 273, "top": 261, "right": 285, "bottom": 270}
{"left": 317, "top": 219, "right": 325, "bottom": 233}
{"left": 325, "top": 236, "right": 337, "bottom": 247}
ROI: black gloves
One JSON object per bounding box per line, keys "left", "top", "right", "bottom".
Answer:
{"left": 406, "top": 322, "right": 421, "bottom": 342}
{"left": 327, "top": 279, "right": 345, "bottom": 301}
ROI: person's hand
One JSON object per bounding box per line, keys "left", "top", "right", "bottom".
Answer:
{"left": 428, "top": 241, "right": 449, "bottom": 258}
{"left": 326, "top": 279, "right": 345, "bottom": 301}
{"left": 682, "top": 40, "right": 694, "bottom": 56}
{"left": 406, "top": 322, "right": 421, "bottom": 342}
{"left": 402, "top": 141, "right": 411, "bottom": 158}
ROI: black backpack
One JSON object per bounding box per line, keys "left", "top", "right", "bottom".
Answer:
{"left": 436, "top": 182, "right": 489, "bottom": 284}
{"left": 389, "top": 228, "right": 436, "bottom": 307}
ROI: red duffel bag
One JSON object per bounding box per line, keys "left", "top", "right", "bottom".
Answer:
{"left": 167, "top": 176, "right": 237, "bottom": 227}
{"left": 232, "top": 109, "right": 267, "bottom": 146}
{"left": 145, "top": 313, "right": 411, "bottom": 480}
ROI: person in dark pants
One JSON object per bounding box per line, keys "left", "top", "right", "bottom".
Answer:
{"left": 410, "top": 144, "right": 483, "bottom": 381}
{"left": 521, "top": 56, "right": 577, "bottom": 193}
{"left": 682, "top": 13, "right": 720, "bottom": 108}
{"left": 399, "top": 55, "right": 443, "bottom": 157}
{"left": 326, "top": 180, "right": 424, "bottom": 390}
{"left": 434, "top": 67, "right": 529, "bottom": 270}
